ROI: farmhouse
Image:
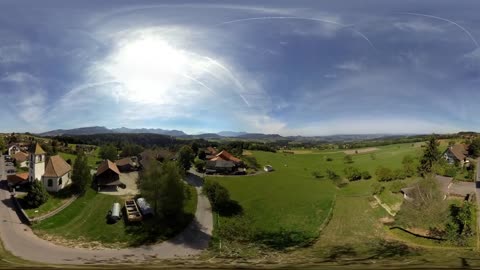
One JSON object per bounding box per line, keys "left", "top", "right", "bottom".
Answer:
{"left": 443, "top": 144, "right": 469, "bottom": 166}
{"left": 96, "top": 159, "right": 123, "bottom": 188}
{"left": 13, "top": 151, "right": 29, "bottom": 167}
{"left": 115, "top": 157, "right": 137, "bottom": 172}
{"left": 205, "top": 150, "right": 244, "bottom": 174}
{"left": 28, "top": 143, "right": 72, "bottom": 192}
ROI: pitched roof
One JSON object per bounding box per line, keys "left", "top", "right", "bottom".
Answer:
{"left": 96, "top": 159, "right": 120, "bottom": 176}
{"left": 44, "top": 155, "right": 72, "bottom": 178}
{"left": 7, "top": 173, "right": 29, "bottom": 185}
{"left": 214, "top": 150, "right": 241, "bottom": 163}
{"left": 116, "top": 157, "right": 134, "bottom": 167}
{"left": 13, "top": 151, "right": 28, "bottom": 163}
{"left": 447, "top": 144, "right": 468, "bottom": 161}
{"left": 206, "top": 147, "right": 218, "bottom": 155}
{"left": 29, "top": 143, "right": 46, "bottom": 155}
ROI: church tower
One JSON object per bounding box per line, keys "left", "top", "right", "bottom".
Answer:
{"left": 29, "top": 143, "right": 46, "bottom": 182}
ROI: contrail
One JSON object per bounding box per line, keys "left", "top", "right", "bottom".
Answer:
{"left": 217, "top": 16, "right": 376, "bottom": 50}
{"left": 203, "top": 57, "right": 251, "bottom": 106}
{"left": 400, "top": 12, "right": 479, "bottom": 48}
{"left": 181, "top": 74, "right": 216, "bottom": 94}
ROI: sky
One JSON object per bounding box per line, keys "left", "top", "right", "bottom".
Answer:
{"left": 0, "top": 0, "right": 480, "bottom": 136}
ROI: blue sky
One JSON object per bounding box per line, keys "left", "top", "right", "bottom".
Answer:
{"left": 1, "top": 0, "right": 480, "bottom": 135}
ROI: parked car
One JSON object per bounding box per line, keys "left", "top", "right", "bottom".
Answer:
{"left": 106, "top": 202, "right": 122, "bottom": 224}
{"left": 136, "top": 197, "right": 154, "bottom": 217}
{"left": 6, "top": 169, "right": 16, "bottom": 175}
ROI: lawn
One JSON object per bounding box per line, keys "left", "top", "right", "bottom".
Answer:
{"left": 33, "top": 184, "right": 197, "bottom": 248}
{"left": 21, "top": 186, "right": 76, "bottom": 219}
{"left": 58, "top": 151, "right": 101, "bottom": 169}
{"left": 208, "top": 143, "right": 425, "bottom": 251}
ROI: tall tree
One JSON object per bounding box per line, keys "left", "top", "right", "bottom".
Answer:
{"left": 402, "top": 155, "right": 416, "bottom": 177}
{"left": 418, "top": 135, "right": 440, "bottom": 176}
{"left": 138, "top": 161, "right": 186, "bottom": 219}
{"left": 25, "top": 180, "right": 49, "bottom": 208}
{"left": 0, "top": 136, "right": 5, "bottom": 154}
{"left": 71, "top": 152, "right": 90, "bottom": 194}
{"left": 468, "top": 137, "right": 480, "bottom": 158}
{"left": 177, "top": 145, "right": 195, "bottom": 171}
{"left": 99, "top": 144, "right": 118, "bottom": 161}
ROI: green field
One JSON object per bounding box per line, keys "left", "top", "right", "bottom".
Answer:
{"left": 58, "top": 151, "right": 101, "bottom": 169}
{"left": 207, "top": 144, "right": 428, "bottom": 251}
{"left": 33, "top": 185, "right": 197, "bottom": 248}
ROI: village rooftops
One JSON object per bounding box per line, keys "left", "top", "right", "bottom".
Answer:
{"left": 115, "top": 157, "right": 135, "bottom": 167}
{"left": 7, "top": 172, "right": 29, "bottom": 186}
{"left": 13, "top": 151, "right": 28, "bottom": 163}
{"left": 447, "top": 144, "right": 468, "bottom": 161}
{"left": 44, "top": 155, "right": 72, "bottom": 178}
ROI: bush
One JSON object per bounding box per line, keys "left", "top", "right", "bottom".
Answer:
{"left": 389, "top": 181, "right": 407, "bottom": 193}
{"left": 243, "top": 156, "right": 260, "bottom": 170}
{"left": 203, "top": 181, "right": 242, "bottom": 216}
{"left": 361, "top": 171, "right": 372, "bottom": 180}
{"left": 344, "top": 166, "right": 362, "bottom": 181}
{"left": 393, "top": 169, "right": 406, "bottom": 180}
{"left": 312, "top": 171, "right": 322, "bottom": 179}
{"left": 372, "top": 182, "right": 385, "bottom": 195}
{"left": 344, "top": 155, "right": 353, "bottom": 164}
{"left": 194, "top": 158, "right": 206, "bottom": 172}
{"left": 444, "top": 166, "right": 457, "bottom": 178}
{"left": 375, "top": 166, "right": 394, "bottom": 182}
{"left": 325, "top": 157, "right": 333, "bottom": 162}
{"left": 25, "top": 180, "right": 49, "bottom": 208}
{"left": 326, "top": 169, "right": 339, "bottom": 180}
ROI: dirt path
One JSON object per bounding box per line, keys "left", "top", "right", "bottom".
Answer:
{"left": 0, "top": 172, "right": 213, "bottom": 265}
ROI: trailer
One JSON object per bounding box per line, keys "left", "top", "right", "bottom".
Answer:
{"left": 124, "top": 199, "right": 142, "bottom": 222}
{"left": 107, "top": 202, "right": 122, "bottom": 224}
{"left": 136, "top": 197, "right": 154, "bottom": 217}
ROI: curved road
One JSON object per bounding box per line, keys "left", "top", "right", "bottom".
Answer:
{"left": 0, "top": 170, "right": 213, "bottom": 265}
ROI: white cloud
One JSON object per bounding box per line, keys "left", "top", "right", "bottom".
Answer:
{"left": 336, "top": 61, "right": 363, "bottom": 71}
{"left": 393, "top": 20, "right": 444, "bottom": 33}
{"left": 0, "top": 41, "right": 30, "bottom": 63}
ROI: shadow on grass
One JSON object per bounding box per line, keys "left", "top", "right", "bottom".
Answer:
{"left": 217, "top": 200, "right": 243, "bottom": 217}
{"left": 123, "top": 211, "right": 196, "bottom": 247}
{"left": 253, "top": 229, "right": 315, "bottom": 250}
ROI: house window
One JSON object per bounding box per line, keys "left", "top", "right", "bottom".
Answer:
{"left": 47, "top": 179, "right": 53, "bottom": 187}
{"left": 59, "top": 178, "right": 62, "bottom": 186}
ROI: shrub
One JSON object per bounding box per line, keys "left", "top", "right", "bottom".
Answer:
{"left": 325, "top": 157, "right": 333, "bottom": 162}
{"left": 203, "top": 181, "right": 242, "bottom": 216}
{"left": 312, "top": 171, "right": 322, "bottom": 179}
{"left": 344, "top": 155, "right": 353, "bottom": 164}
{"left": 361, "top": 171, "right": 372, "bottom": 180}
{"left": 444, "top": 166, "right": 457, "bottom": 178}
{"left": 326, "top": 169, "right": 339, "bottom": 180}
{"left": 344, "top": 166, "right": 362, "bottom": 181}
{"left": 375, "top": 166, "right": 394, "bottom": 182}
{"left": 393, "top": 169, "right": 406, "bottom": 180}
{"left": 372, "top": 182, "right": 385, "bottom": 195}
{"left": 389, "top": 181, "right": 407, "bottom": 193}
{"left": 194, "top": 158, "right": 206, "bottom": 172}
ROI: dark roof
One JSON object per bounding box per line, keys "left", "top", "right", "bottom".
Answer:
{"left": 44, "top": 155, "right": 72, "bottom": 177}
{"left": 207, "top": 160, "right": 235, "bottom": 168}
{"left": 96, "top": 160, "right": 120, "bottom": 176}
{"left": 7, "top": 173, "right": 29, "bottom": 186}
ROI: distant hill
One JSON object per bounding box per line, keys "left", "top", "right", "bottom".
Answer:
{"left": 39, "top": 126, "right": 186, "bottom": 137}
{"left": 217, "top": 131, "right": 248, "bottom": 137}
{"left": 237, "top": 133, "right": 284, "bottom": 140}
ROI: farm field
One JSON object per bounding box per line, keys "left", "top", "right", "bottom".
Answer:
{"left": 58, "top": 151, "right": 101, "bottom": 169}
{"left": 208, "top": 142, "right": 427, "bottom": 251}
{"left": 33, "top": 185, "right": 197, "bottom": 248}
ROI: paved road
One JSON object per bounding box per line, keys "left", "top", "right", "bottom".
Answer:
{"left": 0, "top": 172, "right": 213, "bottom": 265}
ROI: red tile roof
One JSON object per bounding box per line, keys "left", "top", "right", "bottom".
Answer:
{"left": 44, "top": 155, "right": 72, "bottom": 177}
{"left": 213, "top": 150, "right": 241, "bottom": 164}
{"left": 13, "top": 152, "right": 28, "bottom": 163}
{"left": 96, "top": 159, "right": 120, "bottom": 176}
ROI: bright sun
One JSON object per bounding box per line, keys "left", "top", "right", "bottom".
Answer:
{"left": 103, "top": 35, "right": 209, "bottom": 105}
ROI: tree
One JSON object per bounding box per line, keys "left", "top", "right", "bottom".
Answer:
{"left": 203, "top": 181, "right": 234, "bottom": 213}
{"left": 344, "top": 166, "right": 362, "bottom": 181}
{"left": 0, "top": 136, "right": 5, "bottom": 154}
{"left": 25, "top": 180, "right": 49, "bottom": 208}
{"left": 344, "top": 155, "right": 353, "bottom": 164}
{"left": 402, "top": 155, "right": 416, "bottom": 177}
{"left": 468, "top": 137, "right": 480, "bottom": 158}
{"left": 120, "top": 143, "right": 143, "bottom": 157}
{"left": 99, "top": 144, "right": 118, "bottom": 161}
{"left": 418, "top": 135, "right": 440, "bottom": 176}
{"left": 375, "top": 166, "right": 394, "bottom": 182}
{"left": 194, "top": 158, "right": 206, "bottom": 172}
{"left": 71, "top": 152, "right": 90, "bottom": 194}
{"left": 326, "top": 169, "right": 339, "bottom": 180}
{"left": 361, "top": 171, "right": 372, "bottom": 180}
{"left": 191, "top": 142, "right": 199, "bottom": 155}
{"left": 198, "top": 150, "right": 206, "bottom": 160}
{"left": 138, "top": 161, "right": 186, "bottom": 219}
{"left": 177, "top": 145, "right": 195, "bottom": 171}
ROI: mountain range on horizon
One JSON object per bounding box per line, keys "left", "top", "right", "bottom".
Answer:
{"left": 36, "top": 126, "right": 422, "bottom": 142}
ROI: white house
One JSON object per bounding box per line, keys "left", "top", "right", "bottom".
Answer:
{"left": 443, "top": 144, "right": 469, "bottom": 167}
{"left": 28, "top": 143, "right": 72, "bottom": 192}
{"left": 8, "top": 144, "right": 21, "bottom": 156}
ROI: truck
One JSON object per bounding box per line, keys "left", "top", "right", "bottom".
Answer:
{"left": 124, "top": 199, "right": 142, "bottom": 222}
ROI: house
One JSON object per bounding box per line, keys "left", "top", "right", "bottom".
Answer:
{"left": 443, "top": 144, "right": 469, "bottom": 166}
{"left": 96, "top": 160, "right": 123, "bottom": 188}
{"left": 264, "top": 165, "right": 274, "bottom": 172}
{"left": 27, "top": 143, "right": 72, "bottom": 192}
{"left": 14, "top": 151, "right": 28, "bottom": 165}
{"left": 7, "top": 172, "right": 29, "bottom": 188}
{"left": 206, "top": 160, "right": 236, "bottom": 174}
{"left": 8, "top": 144, "right": 21, "bottom": 156}
{"left": 13, "top": 151, "right": 29, "bottom": 167}
{"left": 115, "top": 157, "right": 137, "bottom": 172}
{"left": 205, "top": 146, "right": 218, "bottom": 159}
{"left": 210, "top": 150, "right": 242, "bottom": 164}
{"left": 42, "top": 155, "right": 72, "bottom": 192}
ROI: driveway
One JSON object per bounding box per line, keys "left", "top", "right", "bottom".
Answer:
{"left": 0, "top": 172, "right": 213, "bottom": 265}
{"left": 99, "top": 172, "right": 139, "bottom": 196}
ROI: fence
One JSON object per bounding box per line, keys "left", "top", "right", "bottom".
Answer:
{"left": 10, "top": 194, "right": 78, "bottom": 225}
